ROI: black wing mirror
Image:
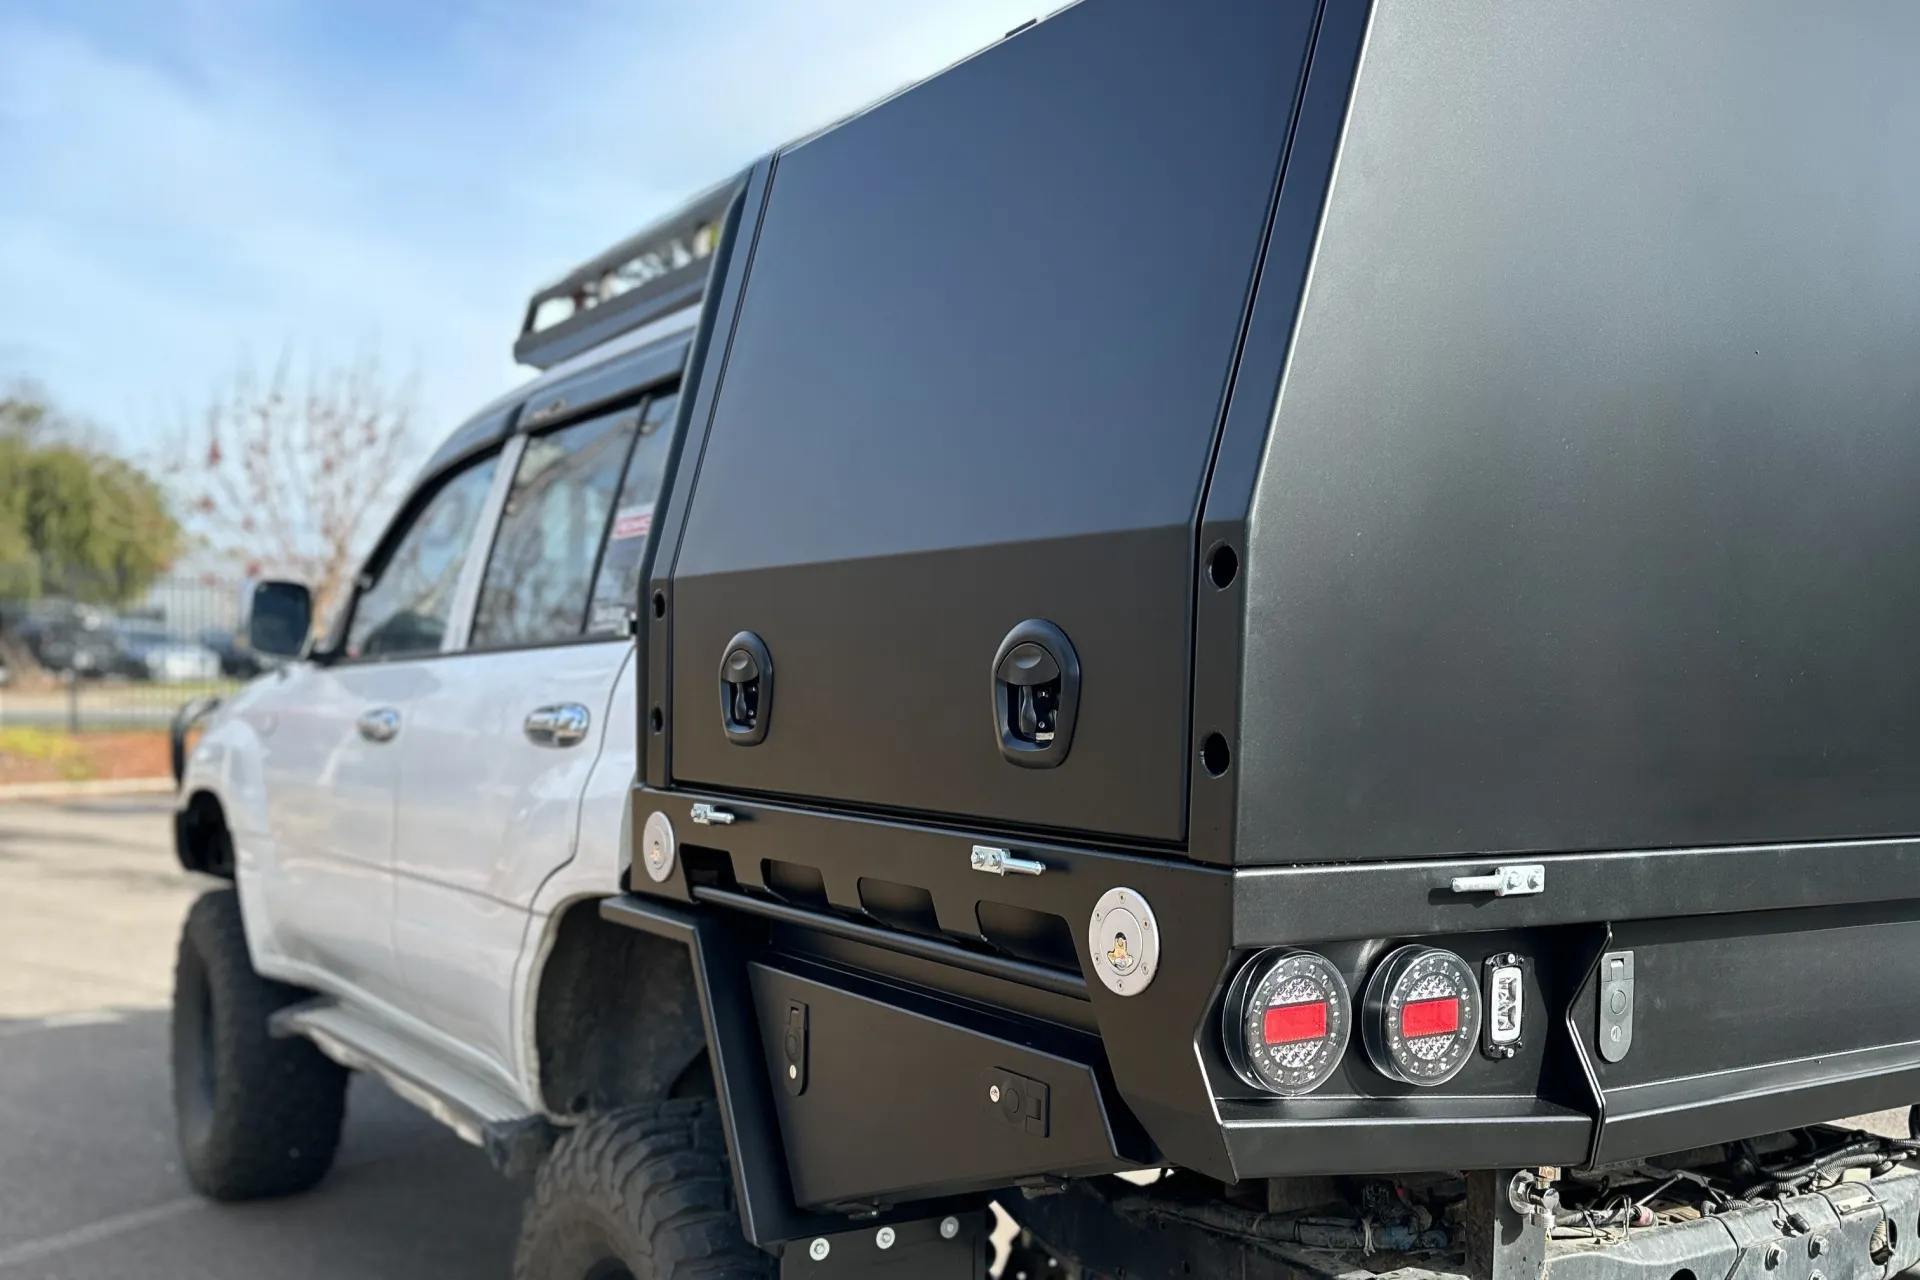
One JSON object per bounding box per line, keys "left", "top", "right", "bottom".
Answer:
{"left": 245, "top": 580, "right": 313, "bottom": 660}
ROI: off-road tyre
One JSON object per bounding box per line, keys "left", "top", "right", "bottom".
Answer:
{"left": 171, "top": 887, "right": 348, "bottom": 1200}
{"left": 514, "top": 1100, "right": 772, "bottom": 1280}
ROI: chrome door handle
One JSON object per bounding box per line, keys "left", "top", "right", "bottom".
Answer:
{"left": 524, "top": 703, "right": 591, "bottom": 748}
{"left": 356, "top": 707, "right": 401, "bottom": 743}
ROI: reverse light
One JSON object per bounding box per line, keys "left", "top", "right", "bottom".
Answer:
{"left": 1483, "top": 953, "right": 1525, "bottom": 1059}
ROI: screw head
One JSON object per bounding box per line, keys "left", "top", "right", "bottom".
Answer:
{"left": 1810, "top": 1236, "right": 1828, "bottom": 1259}
{"left": 940, "top": 1216, "right": 961, "bottom": 1240}
{"left": 876, "top": 1227, "right": 896, "bottom": 1250}
{"left": 807, "top": 1237, "right": 831, "bottom": 1261}
{"left": 1765, "top": 1244, "right": 1784, "bottom": 1269}
{"left": 989, "top": 1084, "right": 1002, "bottom": 1103}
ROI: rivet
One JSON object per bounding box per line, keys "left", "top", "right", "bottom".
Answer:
{"left": 989, "top": 1084, "right": 1002, "bottom": 1103}
{"left": 940, "top": 1216, "right": 961, "bottom": 1240}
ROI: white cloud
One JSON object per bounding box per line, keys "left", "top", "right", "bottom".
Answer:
{"left": 0, "top": 0, "right": 1048, "bottom": 462}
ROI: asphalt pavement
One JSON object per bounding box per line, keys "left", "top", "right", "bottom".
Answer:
{"left": 0, "top": 797, "right": 522, "bottom": 1279}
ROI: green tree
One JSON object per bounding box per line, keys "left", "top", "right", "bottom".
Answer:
{"left": 0, "top": 385, "right": 182, "bottom": 606}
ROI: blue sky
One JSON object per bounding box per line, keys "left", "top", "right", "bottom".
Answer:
{"left": 0, "top": 0, "right": 1042, "bottom": 461}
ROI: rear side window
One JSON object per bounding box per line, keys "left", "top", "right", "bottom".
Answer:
{"left": 587, "top": 391, "right": 679, "bottom": 634}
{"left": 347, "top": 455, "right": 500, "bottom": 660}
{"left": 471, "top": 410, "right": 637, "bottom": 649}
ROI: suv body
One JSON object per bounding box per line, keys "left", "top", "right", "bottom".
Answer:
{"left": 172, "top": 1, "right": 1920, "bottom": 1277}
{"left": 177, "top": 295, "right": 703, "bottom": 1128}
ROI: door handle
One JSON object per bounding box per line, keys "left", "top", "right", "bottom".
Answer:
{"left": 356, "top": 707, "right": 401, "bottom": 743}
{"left": 524, "top": 703, "right": 591, "bottom": 748}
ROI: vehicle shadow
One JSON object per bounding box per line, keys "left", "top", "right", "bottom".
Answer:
{"left": 0, "top": 1009, "right": 523, "bottom": 1278}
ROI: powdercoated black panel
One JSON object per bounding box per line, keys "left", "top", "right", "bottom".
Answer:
{"left": 1238, "top": 0, "right": 1920, "bottom": 862}
{"left": 1584, "top": 905, "right": 1920, "bottom": 1163}
{"left": 749, "top": 961, "right": 1132, "bottom": 1207}
{"left": 668, "top": 0, "right": 1315, "bottom": 840}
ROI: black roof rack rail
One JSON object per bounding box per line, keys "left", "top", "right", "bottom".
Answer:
{"left": 513, "top": 175, "right": 741, "bottom": 371}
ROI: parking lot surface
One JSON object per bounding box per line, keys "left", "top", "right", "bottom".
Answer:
{"left": 0, "top": 798, "right": 522, "bottom": 1279}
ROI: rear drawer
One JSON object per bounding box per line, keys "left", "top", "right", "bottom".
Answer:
{"left": 748, "top": 960, "right": 1145, "bottom": 1208}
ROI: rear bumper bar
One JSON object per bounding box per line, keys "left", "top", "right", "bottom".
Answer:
{"left": 611, "top": 789, "right": 1920, "bottom": 1238}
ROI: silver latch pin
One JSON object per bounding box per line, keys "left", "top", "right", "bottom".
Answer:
{"left": 1448, "top": 864, "right": 1545, "bottom": 897}
{"left": 689, "top": 803, "right": 735, "bottom": 826}
{"left": 971, "top": 845, "right": 1045, "bottom": 876}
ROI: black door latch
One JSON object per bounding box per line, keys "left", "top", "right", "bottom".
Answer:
{"left": 720, "top": 631, "right": 773, "bottom": 745}
{"left": 991, "top": 620, "right": 1080, "bottom": 768}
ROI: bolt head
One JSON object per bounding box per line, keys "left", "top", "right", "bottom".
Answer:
{"left": 940, "top": 1216, "right": 961, "bottom": 1240}
{"left": 989, "top": 1084, "right": 1002, "bottom": 1103}
{"left": 1810, "top": 1236, "right": 1827, "bottom": 1258}
{"left": 1765, "top": 1244, "right": 1784, "bottom": 1268}
{"left": 807, "top": 1237, "right": 831, "bottom": 1261}
{"left": 876, "top": 1227, "right": 896, "bottom": 1250}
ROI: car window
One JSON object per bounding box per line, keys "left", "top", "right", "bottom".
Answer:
{"left": 587, "top": 391, "right": 679, "bottom": 635}
{"left": 346, "top": 455, "right": 499, "bottom": 660}
{"left": 470, "top": 410, "right": 638, "bottom": 650}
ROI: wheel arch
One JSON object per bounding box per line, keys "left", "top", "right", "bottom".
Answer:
{"left": 529, "top": 896, "right": 710, "bottom": 1119}
{"left": 175, "top": 789, "right": 236, "bottom": 879}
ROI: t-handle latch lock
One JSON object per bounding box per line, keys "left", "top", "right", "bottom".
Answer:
{"left": 991, "top": 619, "right": 1080, "bottom": 768}
{"left": 719, "top": 631, "right": 773, "bottom": 746}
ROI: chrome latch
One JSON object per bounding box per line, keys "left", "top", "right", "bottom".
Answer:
{"left": 689, "top": 803, "right": 735, "bottom": 827}
{"left": 1449, "top": 864, "right": 1544, "bottom": 897}
{"left": 971, "top": 845, "right": 1045, "bottom": 876}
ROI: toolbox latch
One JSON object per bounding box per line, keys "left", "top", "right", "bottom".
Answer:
{"left": 991, "top": 620, "right": 1080, "bottom": 769}
{"left": 1597, "top": 950, "right": 1634, "bottom": 1063}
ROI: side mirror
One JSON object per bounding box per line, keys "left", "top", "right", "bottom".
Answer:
{"left": 246, "top": 580, "right": 312, "bottom": 659}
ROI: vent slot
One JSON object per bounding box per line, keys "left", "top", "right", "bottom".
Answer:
{"left": 763, "top": 859, "right": 828, "bottom": 909}
{"left": 857, "top": 877, "right": 943, "bottom": 939}
{"left": 977, "top": 901, "right": 1079, "bottom": 972}
{"left": 680, "top": 844, "right": 737, "bottom": 892}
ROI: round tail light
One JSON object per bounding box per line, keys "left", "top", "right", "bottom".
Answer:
{"left": 1360, "top": 945, "right": 1482, "bottom": 1086}
{"left": 1222, "top": 949, "right": 1352, "bottom": 1096}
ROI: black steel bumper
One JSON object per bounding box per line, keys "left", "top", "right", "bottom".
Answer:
{"left": 608, "top": 789, "right": 1920, "bottom": 1246}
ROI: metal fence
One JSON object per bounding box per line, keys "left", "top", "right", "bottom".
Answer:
{"left": 0, "top": 573, "right": 252, "bottom": 732}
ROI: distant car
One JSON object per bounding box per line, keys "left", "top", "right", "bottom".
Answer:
{"left": 21, "top": 618, "right": 118, "bottom": 677}
{"left": 113, "top": 626, "right": 222, "bottom": 683}
{"left": 199, "top": 628, "right": 268, "bottom": 679}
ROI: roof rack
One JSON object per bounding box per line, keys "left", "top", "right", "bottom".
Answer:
{"left": 513, "top": 176, "right": 741, "bottom": 371}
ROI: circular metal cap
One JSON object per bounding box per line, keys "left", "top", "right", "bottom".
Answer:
{"left": 1088, "top": 887, "right": 1159, "bottom": 996}
{"left": 640, "top": 810, "right": 677, "bottom": 884}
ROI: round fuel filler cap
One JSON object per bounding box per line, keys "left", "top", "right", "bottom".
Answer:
{"left": 640, "top": 810, "right": 677, "bottom": 884}
{"left": 1088, "top": 887, "right": 1159, "bottom": 996}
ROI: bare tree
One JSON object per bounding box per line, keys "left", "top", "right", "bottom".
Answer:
{"left": 170, "top": 353, "right": 420, "bottom": 629}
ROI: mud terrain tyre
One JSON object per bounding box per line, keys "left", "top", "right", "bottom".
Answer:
{"left": 171, "top": 887, "right": 348, "bottom": 1200}
{"left": 515, "top": 1100, "right": 772, "bottom": 1280}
